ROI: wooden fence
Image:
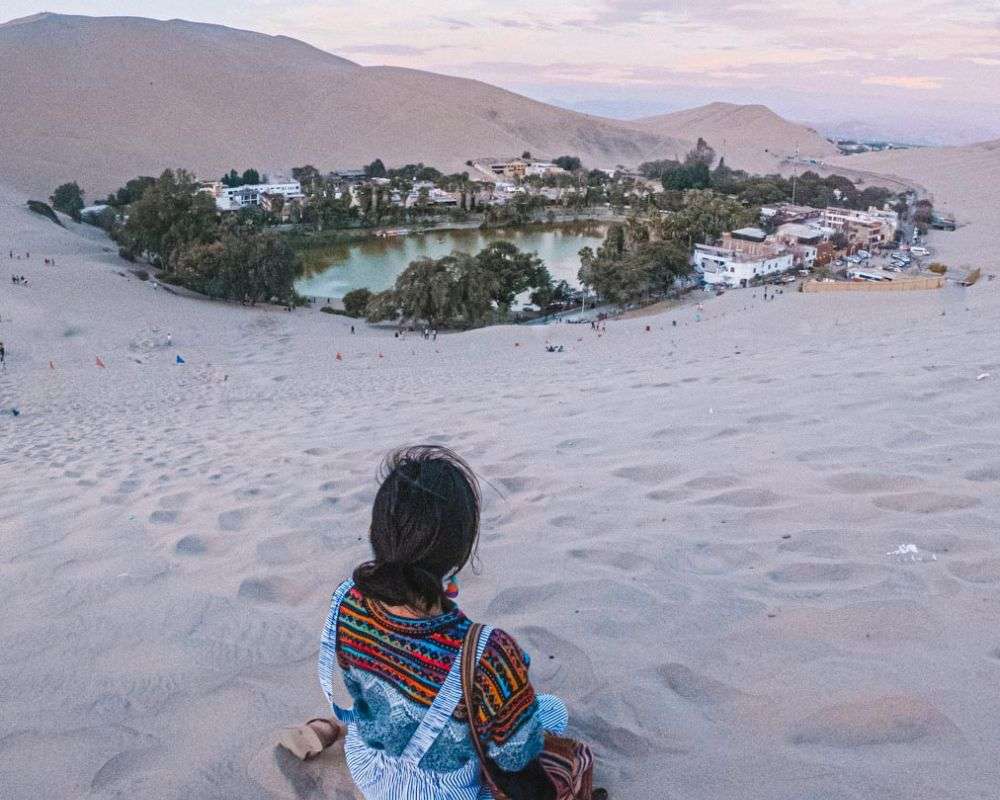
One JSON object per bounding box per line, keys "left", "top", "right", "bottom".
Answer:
{"left": 802, "top": 276, "right": 944, "bottom": 293}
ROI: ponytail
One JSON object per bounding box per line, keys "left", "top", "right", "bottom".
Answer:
{"left": 353, "top": 560, "right": 446, "bottom": 611}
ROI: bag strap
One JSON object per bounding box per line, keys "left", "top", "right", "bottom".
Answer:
{"left": 461, "top": 623, "right": 506, "bottom": 798}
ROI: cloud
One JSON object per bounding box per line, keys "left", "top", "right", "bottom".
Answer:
{"left": 434, "top": 16, "right": 473, "bottom": 29}
{"left": 967, "top": 56, "right": 1000, "bottom": 66}
{"left": 340, "top": 43, "right": 442, "bottom": 56}
{"left": 862, "top": 75, "right": 944, "bottom": 90}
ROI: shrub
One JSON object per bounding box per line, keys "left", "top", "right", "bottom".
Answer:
{"left": 342, "top": 287, "right": 373, "bottom": 317}
{"left": 927, "top": 263, "right": 947, "bottom": 275}
{"left": 27, "top": 200, "right": 64, "bottom": 227}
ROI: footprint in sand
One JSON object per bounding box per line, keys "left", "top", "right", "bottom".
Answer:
{"left": 611, "top": 464, "right": 681, "bottom": 485}
{"left": 788, "top": 695, "right": 958, "bottom": 747}
{"left": 175, "top": 534, "right": 207, "bottom": 555}
{"left": 769, "top": 562, "right": 854, "bottom": 584}
{"left": 658, "top": 662, "right": 743, "bottom": 704}
{"left": 496, "top": 476, "right": 535, "bottom": 494}
{"left": 872, "top": 492, "right": 979, "bottom": 514}
{"left": 218, "top": 508, "right": 251, "bottom": 531}
{"left": 825, "top": 472, "right": 924, "bottom": 494}
{"left": 149, "top": 510, "right": 178, "bottom": 524}
{"left": 948, "top": 558, "right": 1000, "bottom": 584}
{"left": 696, "top": 488, "right": 783, "bottom": 508}
{"left": 964, "top": 465, "right": 1000, "bottom": 482}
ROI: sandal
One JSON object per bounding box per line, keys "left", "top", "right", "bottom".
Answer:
{"left": 276, "top": 717, "right": 344, "bottom": 760}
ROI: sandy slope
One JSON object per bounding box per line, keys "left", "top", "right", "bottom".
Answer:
{"left": 830, "top": 141, "right": 1000, "bottom": 267}
{"left": 0, "top": 13, "right": 683, "bottom": 197}
{"left": 2, "top": 182, "right": 1000, "bottom": 800}
{"left": 629, "top": 102, "right": 840, "bottom": 174}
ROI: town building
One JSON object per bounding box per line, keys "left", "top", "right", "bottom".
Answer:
{"left": 822, "top": 206, "right": 898, "bottom": 247}
{"left": 693, "top": 242, "right": 794, "bottom": 288}
{"left": 208, "top": 181, "right": 304, "bottom": 212}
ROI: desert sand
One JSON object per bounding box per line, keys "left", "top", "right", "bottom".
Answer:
{"left": 0, "top": 13, "right": 686, "bottom": 197}
{"left": 831, "top": 140, "right": 1000, "bottom": 268}
{"left": 629, "top": 102, "right": 840, "bottom": 174}
{"left": 3, "top": 175, "right": 1000, "bottom": 800}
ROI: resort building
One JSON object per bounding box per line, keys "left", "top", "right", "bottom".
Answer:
{"left": 693, "top": 242, "right": 794, "bottom": 288}
{"left": 822, "top": 206, "right": 898, "bottom": 247}
{"left": 209, "top": 181, "right": 304, "bottom": 212}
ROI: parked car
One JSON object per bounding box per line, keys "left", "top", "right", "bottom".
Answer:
{"left": 911, "top": 247, "right": 930, "bottom": 256}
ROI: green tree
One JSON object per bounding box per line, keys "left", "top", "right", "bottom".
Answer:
{"left": 106, "top": 176, "right": 157, "bottom": 207}
{"left": 241, "top": 168, "right": 261, "bottom": 186}
{"left": 365, "top": 159, "right": 387, "bottom": 178}
{"left": 342, "top": 288, "right": 373, "bottom": 317}
{"left": 474, "top": 241, "right": 548, "bottom": 317}
{"left": 394, "top": 256, "right": 458, "bottom": 326}
{"left": 364, "top": 289, "right": 400, "bottom": 323}
{"left": 50, "top": 182, "right": 85, "bottom": 222}
{"left": 123, "top": 169, "right": 219, "bottom": 265}
{"left": 169, "top": 231, "right": 300, "bottom": 304}
{"left": 553, "top": 155, "right": 582, "bottom": 171}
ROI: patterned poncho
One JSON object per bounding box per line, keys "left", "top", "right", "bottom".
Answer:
{"left": 335, "top": 585, "right": 544, "bottom": 771}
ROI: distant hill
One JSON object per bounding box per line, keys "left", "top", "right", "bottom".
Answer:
{"left": 831, "top": 139, "right": 1000, "bottom": 219}
{"left": 0, "top": 13, "right": 685, "bottom": 196}
{"left": 629, "top": 102, "right": 839, "bottom": 174}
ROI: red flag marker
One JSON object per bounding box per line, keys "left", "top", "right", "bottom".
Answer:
{"left": 95, "top": 356, "right": 106, "bottom": 368}
{"left": 335, "top": 352, "right": 342, "bottom": 361}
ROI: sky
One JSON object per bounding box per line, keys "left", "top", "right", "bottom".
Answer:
{"left": 5, "top": 1, "right": 1000, "bottom": 143}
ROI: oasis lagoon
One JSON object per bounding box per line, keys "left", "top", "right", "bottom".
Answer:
{"left": 295, "top": 221, "right": 608, "bottom": 301}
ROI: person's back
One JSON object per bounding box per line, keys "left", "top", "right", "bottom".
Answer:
{"left": 296, "top": 446, "right": 568, "bottom": 800}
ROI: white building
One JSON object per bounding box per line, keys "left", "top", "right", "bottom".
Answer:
{"left": 822, "top": 205, "right": 899, "bottom": 246}
{"left": 404, "top": 184, "right": 460, "bottom": 208}
{"left": 211, "top": 181, "right": 304, "bottom": 212}
{"left": 693, "top": 243, "right": 794, "bottom": 288}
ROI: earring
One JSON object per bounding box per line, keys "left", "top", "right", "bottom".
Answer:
{"left": 445, "top": 574, "right": 459, "bottom": 599}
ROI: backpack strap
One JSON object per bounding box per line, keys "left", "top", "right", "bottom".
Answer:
{"left": 317, "top": 578, "right": 357, "bottom": 723}
{"left": 399, "top": 622, "right": 493, "bottom": 766}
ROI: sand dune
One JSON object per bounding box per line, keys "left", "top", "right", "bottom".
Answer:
{"left": 0, "top": 13, "right": 684, "bottom": 197}
{"left": 2, "top": 181, "right": 1000, "bottom": 799}
{"left": 830, "top": 140, "right": 1000, "bottom": 266}
{"left": 629, "top": 102, "right": 840, "bottom": 174}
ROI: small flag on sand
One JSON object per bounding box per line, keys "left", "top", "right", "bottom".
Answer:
{"left": 95, "top": 356, "right": 106, "bottom": 368}
{"left": 49, "top": 361, "right": 54, "bottom": 370}
{"left": 176, "top": 355, "right": 186, "bottom": 364}
{"left": 336, "top": 352, "right": 343, "bottom": 361}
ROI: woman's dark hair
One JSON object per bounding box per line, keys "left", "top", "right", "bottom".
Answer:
{"left": 353, "top": 445, "right": 482, "bottom": 611}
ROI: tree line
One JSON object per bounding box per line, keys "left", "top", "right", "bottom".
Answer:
{"left": 343, "top": 241, "right": 555, "bottom": 328}
{"left": 51, "top": 170, "right": 301, "bottom": 305}
{"left": 638, "top": 138, "right": 895, "bottom": 212}
{"left": 577, "top": 189, "right": 755, "bottom": 305}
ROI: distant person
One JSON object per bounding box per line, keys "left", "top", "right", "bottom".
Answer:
{"left": 278, "top": 446, "right": 595, "bottom": 799}
{"left": 0, "top": 341, "right": 5, "bottom": 367}
{"left": 351, "top": 325, "right": 355, "bottom": 335}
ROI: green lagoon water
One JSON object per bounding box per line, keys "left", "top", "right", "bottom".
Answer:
{"left": 295, "top": 222, "right": 608, "bottom": 300}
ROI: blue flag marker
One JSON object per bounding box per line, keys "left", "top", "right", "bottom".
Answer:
{"left": 176, "top": 355, "right": 186, "bottom": 364}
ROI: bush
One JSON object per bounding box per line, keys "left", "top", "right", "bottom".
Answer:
{"left": 27, "top": 200, "right": 64, "bottom": 227}
{"left": 169, "top": 232, "right": 302, "bottom": 304}
{"left": 927, "top": 263, "right": 947, "bottom": 275}
{"left": 342, "top": 287, "right": 373, "bottom": 317}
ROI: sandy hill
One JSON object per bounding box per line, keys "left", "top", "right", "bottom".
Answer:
{"left": 630, "top": 102, "right": 839, "bottom": 174}
{"left": 830, "top": 139, "right": 1000, "bottom": 265}
{"left": 3, "top": 178, "right": 1000, "bottom": 799}
{"left": 0, "top": 13, "right": 684, "bottom": 197}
